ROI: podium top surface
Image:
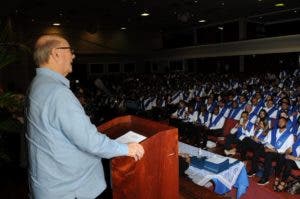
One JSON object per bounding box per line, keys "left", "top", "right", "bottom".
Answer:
{"left": 97, "top": 115, "right": 176, "bottom": 139}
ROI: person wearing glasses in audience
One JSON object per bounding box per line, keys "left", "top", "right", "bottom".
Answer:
{"left": 25, "top": 34, "right": 144, "bottom": 199}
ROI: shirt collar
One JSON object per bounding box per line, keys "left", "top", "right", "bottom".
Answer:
{"left": 36, "top": 67, "right": 70, "bottom": 88}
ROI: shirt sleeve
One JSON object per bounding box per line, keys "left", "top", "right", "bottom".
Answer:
{"left": 49, "top": 88, "right": 128, "bottom": 159}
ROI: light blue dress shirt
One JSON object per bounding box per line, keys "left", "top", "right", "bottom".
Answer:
{"left": 26, "top": 68, "right": 128, "bottom": 199}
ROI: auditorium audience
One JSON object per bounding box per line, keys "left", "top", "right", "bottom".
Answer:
{"left": 66, "top": 68, "right": 300, "bottom": 191}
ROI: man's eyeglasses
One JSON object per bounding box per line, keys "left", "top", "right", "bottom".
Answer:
{"left": 55, "top": 47, "right": 74, "bottom": 54}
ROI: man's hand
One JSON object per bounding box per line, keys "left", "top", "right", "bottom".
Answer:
{"left": 128, "top": 143, "right": 145, "bottom": 161}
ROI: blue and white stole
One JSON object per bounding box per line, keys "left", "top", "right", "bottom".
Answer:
{"left": 171, "top": 91, "right": 181, "bottom": 102}
{"left": 255, "top": 129, "right": 267, "bottom": 141}
{"left": 208, "top": 107, "right": 227, "bottom": 127}
{"left": 292, "top": 137, "right": 300, "bottom": 157}
{"left": 194, "top": 102, "right": 201, "bottom": 111}
{"left": 207, "top": 101, "right": 216, "bottom": 113}
{"left": 183, "top": 93, "right": 189, "bottom": 101}
{"left": 208, "top": 113, "right": 223, "bottom": 128}
{"left": 226, "top": 101, "right": 232, "bottom": 109}
{"left": 236, "top": 122, "right": 254, "bottom": 139}
{"left": 198, "top": 112, "right": 209, "bottom": 125}
{"left": 177, "top": 107, "right": 186, "bottom": 117}
{"left": 258, "top": 99, "right": 265, "bottom": 108}
{"left": 239, "top": 102, "right": 247, "bottom": 109}
{"left": 249, "top": 105, "right": 262, "bottom": 121}
{"left": 228, "top": 107, "right": 241, "bottom": 119}
{"left": 270, "top": 128, "right": 291, "bottom": 150}
{"left": 267, "top": 106, "right": 277, "bottom": 117}
{"left": 144, "top": 97, "right": 155, "bottom": 109}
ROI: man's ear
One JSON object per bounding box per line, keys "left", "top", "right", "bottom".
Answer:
{"left": 50, "top": 48, "right": 60, "bottom": 60}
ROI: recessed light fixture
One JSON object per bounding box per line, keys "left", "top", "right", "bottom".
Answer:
{"left": 218, "top": 26, "right": 224, "bottom": 30}
{"left": 294, "top": 10, "right": 298, "bottom": 13}
{"left": 258, "top": 0, "right": 262, "bottom": 2}
{"left": 275, "top": 3, "right": 285, "bottom": 7}
{"left": 52, "top": 23, "right": 61, "bottom": 26}
{"left": 198, "top": 19, "right": 206, "bottom": 23}
{"left": 141, "top": 12, "right": 150, "bottom": 17}
{"left": 120, "top": 27, "right": 127, "bottom": 30}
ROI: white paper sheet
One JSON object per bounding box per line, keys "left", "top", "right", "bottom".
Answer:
{"left": 115, "top": 130, "right": 147, "bottom": 144}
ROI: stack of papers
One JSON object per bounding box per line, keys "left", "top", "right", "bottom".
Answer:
{"left": 115, "top": 130, "right": 147, "bottom": 144}
{"left": 205, "top": 156, "right": 226, "bottom": 164}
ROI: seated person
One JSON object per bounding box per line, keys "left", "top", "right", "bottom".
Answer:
{"left": 170, "top": 100, "right": 187, "bottom": 121}
{"left": 238, "top": 119, "right": 269, "bottom": 162}
{"left": 189, "top": 105, "right": 209, "bottom": 148}
{"left": 197, "top": 105, "right": 209, "bottom": 126}
{"left": 248, "top": 117, "right": 294, "bottom": 185}
{"left": 206, "top": 96, "right": 216, "bottom": 113}
{"left": 224, "top": 111, "right": 255, "bottom": 155}
{"left": 273, "top": 136, "right": 300, "bottom": 192}
{"left": 223, "top": 100, "right": 243, "bottom": 136}
{"left": 181, "top": 105, "right": 199, "bottom": 142}
{"left": 205, "top": 105, "right": 226, "bottom": 132}
{"left": 201, "top": 105, "right": 226, "bottom": 148}
{"left": 227, "top": 100, "right": 243, "bottom": 121}
{"left": 254, "top": 109, "right": 271, "bottom": 129}
{"left": 217, "top": 99, "right": 230, "bottom": 118}
{"left": 247, "top": 97, "right": 263, "bottom": 124}
{"left": 263, "top": 98, "right": 278, "bottom": 128}
{"left": 169, "top": 100, "right": 188, "bottom": 139}
{"left": 182, "top": 105, "right": 198, "bottom": 123}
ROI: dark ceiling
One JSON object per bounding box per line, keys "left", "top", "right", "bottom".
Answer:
{"left": 2, "top": 0, "right": 300, "bottom": 31}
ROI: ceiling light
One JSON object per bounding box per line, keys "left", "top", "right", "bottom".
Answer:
{"left": 141, "top": 12, "right": 150, "bottom": 17}
{"left": 275, "top": 3, "right": 285, "bottom": 7}
{"left": 258, "top": 0, "right": 262, "bottom": 2}
{"left": 218, "top": 26, "right": 224, "bottom": 30}
{"left": 120, "top": 27, "right": 127, "bottom": 30}
{"left": 52, "top": 23, "right": 61, "bottom": 26}
{"left": 198, "top": 19, "right": 206, "bottom": 23}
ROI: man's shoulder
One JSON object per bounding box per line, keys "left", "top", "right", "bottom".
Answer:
{"left": 30, "top": 76, "right": 71, "bottom": 102}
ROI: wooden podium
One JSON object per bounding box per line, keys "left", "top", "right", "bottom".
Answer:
{"left": 98, "top": 115, "right": 179, "bottom": 199}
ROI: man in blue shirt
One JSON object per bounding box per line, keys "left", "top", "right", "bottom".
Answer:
{"left": 25, "top": 34, "right": 144, "bottom": 199}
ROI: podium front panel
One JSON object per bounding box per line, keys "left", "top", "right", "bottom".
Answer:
{"left": 98, "top": 115, "right": 179, "bottom": 199}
